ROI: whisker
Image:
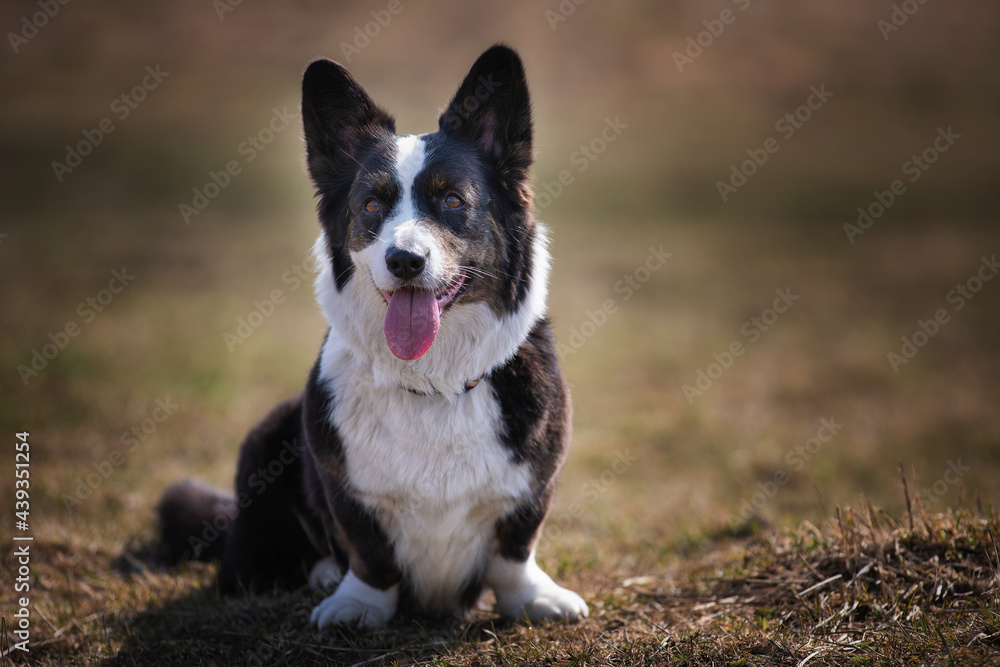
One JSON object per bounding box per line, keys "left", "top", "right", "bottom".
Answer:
{"left": 460, "top": 267, "right": 497, "bottom": 279}
{"left": 442, "top": 264, "right": 506, "bottom": 281}
{"left": 333, "top": 265, "right": 354, "bottom": 285}
{"left": 463, "top": 265, "right": 519, "bottom": 281}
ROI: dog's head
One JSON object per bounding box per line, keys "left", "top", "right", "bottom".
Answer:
{"left": 303, "top": 45, "right": 549, "bottom": 389}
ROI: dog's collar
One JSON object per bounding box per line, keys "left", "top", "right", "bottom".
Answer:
{"left": 403, "top": 373, "right": 486, "bottom": 397}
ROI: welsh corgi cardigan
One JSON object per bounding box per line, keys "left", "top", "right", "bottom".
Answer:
{"left": 159, "top": 44, "right": 588, "bottom": 629}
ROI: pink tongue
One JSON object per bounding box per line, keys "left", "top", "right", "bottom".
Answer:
{"left": 384, "top": 287, "right": 440, "bottom": 360}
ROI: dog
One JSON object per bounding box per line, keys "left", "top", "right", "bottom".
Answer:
{"left": 158, "top": 44, "right": 588, "bottom": 629}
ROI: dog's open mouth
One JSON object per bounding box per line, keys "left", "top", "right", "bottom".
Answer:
{"left": 380, "top": 270, "right": 467, "bottom": 360}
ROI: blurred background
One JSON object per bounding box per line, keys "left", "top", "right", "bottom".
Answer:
{"left": 2, "top": 0, "right": 999, "bottom": 558}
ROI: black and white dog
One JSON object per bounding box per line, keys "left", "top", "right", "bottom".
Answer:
{"left": 159, "top": 44, "right": 588, "bottom": 629}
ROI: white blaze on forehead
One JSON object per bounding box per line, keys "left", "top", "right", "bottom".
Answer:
{"left": 355, "top": 134, "right": 446, "bottom": 291}
{"left": 388, "top": 134, "right": 430, "bottom": 254}
{"left": 394, "top": 134, "right": 426, "bottom": 199}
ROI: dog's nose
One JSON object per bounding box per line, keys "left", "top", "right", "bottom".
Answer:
{"left": 385, "top": 247, "right": 426, "bottom": 280}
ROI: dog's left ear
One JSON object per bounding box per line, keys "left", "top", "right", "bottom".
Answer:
{"left": 302, "top": 59, "right": 396, "bottom": 188}
{"left": 439, "top": 44, "right": 532, "bottom": 182}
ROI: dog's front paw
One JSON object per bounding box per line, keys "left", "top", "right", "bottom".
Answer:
{"left": 310, "top": 571, "right": 398, "bottom": 630}
{"left": 499, "top": 579, "right": 589, "bottom": 622}
{"left": 518, "top": 583, "right": 589, "bottom": 622}
{"left": 311, "top": 593, "right": 389, "bottom": 629}
{"left": 489, "top": 557, "right": 589, "bottom": 623}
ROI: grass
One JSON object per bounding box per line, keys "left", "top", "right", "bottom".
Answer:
{"left": 2, "top": 1, "right": 1000, "bottom": 664}
{"left": 4, "top": 492, "right": 999, "bottom": 664}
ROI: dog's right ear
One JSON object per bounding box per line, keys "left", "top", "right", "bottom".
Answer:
{"left": 438, "top": 45, "right": 532, "bottom": 183}
{"left": 301, "top": 59, "right": 396, "bottom": 186}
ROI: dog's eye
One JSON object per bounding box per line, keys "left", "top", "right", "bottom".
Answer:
{"left": 444, "top": 194, "right": 464, "bottom": 209}
{"left": 363, "top": 198, "right": 381, "bottom": 214}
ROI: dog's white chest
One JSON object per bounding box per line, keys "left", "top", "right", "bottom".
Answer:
{"left": 324, "top": 352, "right": 533, "bottom": 608}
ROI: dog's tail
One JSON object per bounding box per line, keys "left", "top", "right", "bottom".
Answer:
{"left": 157, "top": 478, "right": 235, "bottom": 565}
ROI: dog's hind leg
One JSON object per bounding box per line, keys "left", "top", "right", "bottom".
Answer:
{"left": 215, "top": 394, "right": 328, "bottom": 594}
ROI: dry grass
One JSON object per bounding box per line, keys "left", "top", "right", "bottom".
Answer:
{"left": 3, "top": 489, "right": 998, "bottom": 665}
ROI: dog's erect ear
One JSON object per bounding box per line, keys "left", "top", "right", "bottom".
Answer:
{"left": 439, "top": 45, "right": 533, "bottom": 180}
{"left": 301, "top": 59, "right": 396, "bottom": 185}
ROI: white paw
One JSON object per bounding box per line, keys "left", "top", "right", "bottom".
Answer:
{"left": 515, "top": 582, "right": 589, "bottom": 622}
{"left": 310, "top": 571, "right": 398, "bottom": 630}
{"left": 487, "top": 555, "right": 589, "bottom": 623}
{"left": 308, "top": 556, "right": 343, "bottom": 590}
{"left": 500, "top": 578, "right": 589, "bottom": 622}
